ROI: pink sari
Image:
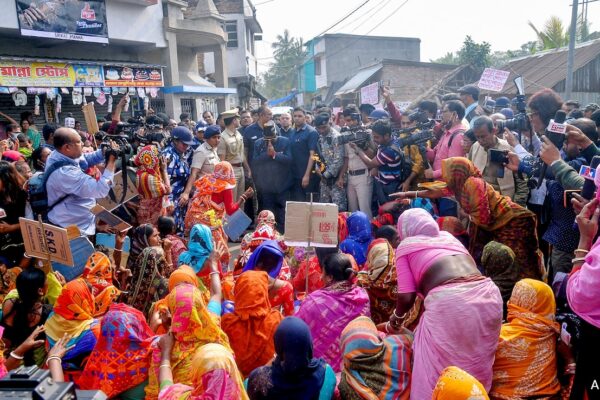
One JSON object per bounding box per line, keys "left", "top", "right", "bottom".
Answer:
{"left": 567, "top": 238, "right": 600, "bottom": 329}
{"left": 295, "top": 281, "right": 370, "bottom": 373}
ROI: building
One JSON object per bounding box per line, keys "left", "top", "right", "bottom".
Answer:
{"left": 334, "top": 59, "right": 457, "bottom": 108}
{"left": 0, "top": 0, "right": 236, "bottom": 131}
{"left": 489, "top": 38, "right": 600, "bottom": 104}
{"left": 298, "top": 33, "right": 421, "bottom": 106}
{"left": 213, "top": 0, "right": 266, "bottom": 109}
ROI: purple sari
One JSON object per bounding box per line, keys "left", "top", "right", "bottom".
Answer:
{"left": 296, "top": 281, "right": 370, "bottom": 372}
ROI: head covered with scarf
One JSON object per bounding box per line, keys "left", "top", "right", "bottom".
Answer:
{"left": 134, "top": 145, "right": 165, "bottom": 198}
{"left": 82, "top": 252, "right": 120, "bottom": 317}
{"left": 339, "top": 316, "right": 413, "bottom": 399}
{"left": 77, "top": 303, "right": 156, "bottom": 397}
{"left": 340, "top": 211, "right": 373, "bottom": 265}
{"left": 432, "top": 366, "right": 489, "bottom": 400}
{"left": 179, "top": 224, "right": 214, "bottom": 274}
{"left": 247, "top": 316, "right": 328, "bottom": 400}
{"left": 127, "top": 224, "right": 156, "bottom": 270}
{"left": 221, "top": 271, "right": 283, "bottom": 376}
{"left": 194, "top": 161, "right": 236, "bottom": 196}
{"left": 242, "top": 239, "right": 284, "bottom": 278}
{"left": 482, "top": 241, "right": 519, "bottom": 310}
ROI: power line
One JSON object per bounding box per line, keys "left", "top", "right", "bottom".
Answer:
{"left": 332, "top": 0, "right": 390, "bottom": 33}
{"left": 315, "top": 0, "right": 373, "bottom": 37}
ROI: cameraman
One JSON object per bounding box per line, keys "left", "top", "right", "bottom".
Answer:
{"left": 314, "top": 114, "right": 347, "bottom": 210}
{"left": 340, "top": 105, "right": 375, "bottom": 218}
{"left": 46, "top": 128, "right": 117, "bottom": 236}
{"left": 352, "top": 119, "right": 405, "bottom": 206}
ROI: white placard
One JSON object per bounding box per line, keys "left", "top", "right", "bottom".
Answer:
{"left": 360, "top": 82, "right": 379, "bottom": 105}
{"left": 477, "top": 68, "right": 510, "bottom": 92}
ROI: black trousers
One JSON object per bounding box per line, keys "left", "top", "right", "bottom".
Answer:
{"left": 257, "top": 191, "right": 289, "bottom": 233}
{"left": 290, "top": 176, "right": 320, "bottom": 202}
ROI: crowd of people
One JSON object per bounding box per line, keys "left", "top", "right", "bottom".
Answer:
{"left": 0, "top": 83, "right": 599, "bottom": 400}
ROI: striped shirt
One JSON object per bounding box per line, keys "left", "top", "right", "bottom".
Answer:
{"left": 375, "top": 140, "right": 403, "bottom": 184}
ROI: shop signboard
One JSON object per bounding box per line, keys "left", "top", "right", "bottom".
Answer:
{"left": 104, "top": 66, "right": 164, "bottom": 87}
{"left": 16, "top": 0, "right": 109, "bottom": 44}
{"left": 0, "top": 61, "right": 75, "bottom": 87}
{"left": 72, "top": 64, "right": 104, "bottom": 87}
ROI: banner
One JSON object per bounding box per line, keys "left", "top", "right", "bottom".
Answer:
{"left": 0, "top": 61, "right": 75, "bottom": 87}
{"left": 73, "top": 64, "right": 104, "bottom": 87}
{"left": 16, "top": 0, "right": 109, "bottom": 44}
{"left": 104, "top": 66, "right": 164, "bottom": 87}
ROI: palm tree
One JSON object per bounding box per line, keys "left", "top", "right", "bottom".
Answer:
{"left": 528, "top": 16, "right": 569, "bottom": 50}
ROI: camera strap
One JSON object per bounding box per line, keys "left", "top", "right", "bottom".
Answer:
{"left": 118, "top": 156, "right": 129, "bottom": 204}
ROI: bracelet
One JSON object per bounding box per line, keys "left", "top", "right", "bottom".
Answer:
{"left": 414, "top": 191, "right": 418, "bottom": 199}
{"left": 46, "top": 356, "right": 62, "bottom": 367}
{"left": 392, "top": 310, "right": 406, "bottom": 320}
{"left": 10, "top": 351, "right": 24, "bottom": 360}
{"left": 159, "top": 364, "right": 172, "bottom": 370}
{"left": 571, "top": 257, "right": 586, "bottom": 264}
{"left": 113, "top": 249, "right": 122, "bottom": 253}
{"left": 209, "top": 271, "right": 220, "bottom": 276}
{"left": 385, "top": 322, "right": 391, "bottom": 334}
{"left": 574, "top": 249, "right": 589, "bottom": 255}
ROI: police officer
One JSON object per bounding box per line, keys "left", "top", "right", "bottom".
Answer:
{"left": 179, "top": 124, "right": 221, "bottom": 207}
{"left": 314, "top": 113, "right": 347, "bottom": 210}
{"left": 217, "top": 109, "right": 247, "bottom": 201}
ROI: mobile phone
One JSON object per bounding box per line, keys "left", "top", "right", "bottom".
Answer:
{"left": 489, "top": 148, "right": 509, "bottom": 164}
{"left": 0, "top": 208, "right": 6, "bottom": 219}
{"left": 564, "top": 189, "right": 581, "bottom": 208}
{"left": 579, "top": 165, "right": 596, "bottom": 180}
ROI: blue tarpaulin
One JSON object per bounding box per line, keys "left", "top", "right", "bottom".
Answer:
{"left": 267, "top": 91, "right": 297, "bottom": 107}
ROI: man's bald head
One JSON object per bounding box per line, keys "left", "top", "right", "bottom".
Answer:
{"left": 54, "top": 127, "right": 80, "bottom": 149}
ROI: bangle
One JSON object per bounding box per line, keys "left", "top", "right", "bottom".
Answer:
{"left": 46, "top": 356, "right": 62, "bottom": 367}
{"left": 414, "top": 191, "right": 418, "bottom": 199}
{"left": 10, "top": 351, "right": 24, "bottom": 360}
{"left": 385, "top": 322, "right": 391, "bottom": 334}
{"left": 392, "top": 310, "right": 406, "bottom": 320}
{"left": 113, "top": 248, "right": 122, "bottom": 253}
{"left": 209, "top": 271, "right": 219, "bottom": 276}
{"left": 574, "top": 249, "right": 589, "bottom": 255}
{"left": 571, "top": 257, "right": 586, "bottom": 264}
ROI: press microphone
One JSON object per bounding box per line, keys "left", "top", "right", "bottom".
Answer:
{"left": 580, "top": 156, "right": 600, "bottom": 200}
{"left": 536, "top": 110, "right": 567, "bottom": 189}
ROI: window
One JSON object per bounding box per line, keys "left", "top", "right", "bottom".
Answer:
{"left": 315, "top": 57, "right": 322, "bottom": 76}
{"left": 225, "top": 20, "right": 238, "bottom": 48}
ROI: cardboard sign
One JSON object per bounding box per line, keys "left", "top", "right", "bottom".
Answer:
{"left": 477, "top": 68, "right": 510, "bottom": 92}
{"left": 82, "top": 102, "right": 100, "bottom": 135}
{"left": 19, "top": 218, "right": 74, "bottom": 266}
{"left": 223, "top": 209, "right": 252, "bottom": 241}
{"left": 97, "top": 168, "right": 138, "bottom": 211}
{"left": 284, "top": 202, "right": 338, "bottom": 248}
{"left": 52, "top": 236, "right": 95, "bottom": 281}
{"left": 360, "top": 82, "right": 379, "bottom": 105}
{"left": 91, "top": 204, "right": 132, "bottom": 232}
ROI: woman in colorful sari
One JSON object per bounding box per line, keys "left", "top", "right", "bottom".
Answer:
{"left": 178, "top": 224, "right": 214, "bottom": 289}
{"left": 357, "top": 238, "right": 398, "bottom": 325}
{"left": 184, "top": 161, "right": 253, "bottom": 269}
{"left": 81, "top": 252, "right": 121, "bottom": 318}
{"left": 432, "top": 366, "right": 490, "bottom": 400}
{"left": 340, "top": 211, "right": 373, "bottom": 267}
{"left": 386, "top": 208, "right": 502, "bottom": 399}
{"left": 489, "top": 279, "right": 561, "bottom": 399}
{"left": 158, "top": 340, "right": 248, "bottom": 400}
{"left": 126, "top": 246, "right": 170, "bottom": 317}
{"left": 242, "top": 240, "right": 294, "bottom": 316}
{"left": 134, "top": 145, "right": 171, "bottom": 226}
{"left": 291, "top": 247, "right": 337, "bottom": 296}
{"left": 246, "top": 317, "right": 336, "bottom": 400}
{"left": 296, "top": 253, "right": 370, "bottom": 373}
{"left": 338, "top": 316, "right": 412, "bottom": 400}
{"left": 481, "top": 241, "right": 520, "bottom": 320}
{"left": 436, "top": 216, "right": 469, "bottom": 248}
{"left": 127, "top": 224, "right": 174, "bottom": 273}
{"left": 222, "top": 271, "right": 283, "bottom": 377}
{"left": 44, "top": 279, "right": 101, "bottom": 373}
{"left": 77, "top": 303, "right": 156, "bottom": 399}
{"left": 145, "top": 277, "right": 230, "bottom": 398}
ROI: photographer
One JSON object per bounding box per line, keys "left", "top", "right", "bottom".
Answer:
{"left": 340, "top": 105, "right": 375, "bottom": 218}
{"left": 46, "top": 128, "right": 117, "bottom": 236}
{"left": 314, "top": 114, "right": 347, "bottom": 210}
{"left": 352, "top": 119, "right": 405, "bottom": 205}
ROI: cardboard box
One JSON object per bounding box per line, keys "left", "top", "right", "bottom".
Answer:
{"left": 284, "top": 202, "right": 338, "bottom": 248}
{"left": 97, "top": 168, "right": 138, "bottom": 211}
{"left": 19, "top": 218, "right": 74, "bottom": 266}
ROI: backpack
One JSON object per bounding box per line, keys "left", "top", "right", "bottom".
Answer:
{"left": 29, "top": 160, "right": 74, "bottom": 221}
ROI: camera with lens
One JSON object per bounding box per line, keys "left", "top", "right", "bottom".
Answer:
{"left": 339, "top": 125, "right": 371, "bottom": 150}
{"left": 96, "top": 131, "right": 133, "bottom": 160}
{"left": 496, "top": 94, "right": 530, "bottom": 132}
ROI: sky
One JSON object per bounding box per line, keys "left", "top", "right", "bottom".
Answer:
{"left": 253, "top": 0, "right": 600, "bottom": 73}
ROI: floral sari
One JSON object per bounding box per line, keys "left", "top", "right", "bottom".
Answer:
{"left": 134, "top": 145, "right": 169, "bottom": 225}
{"left": 82, "top": 252, "right": 120, "bottom": 317}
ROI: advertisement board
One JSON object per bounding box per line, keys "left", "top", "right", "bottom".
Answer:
{"left": 16, "top": 0, "right": 109, "bottom": 44}
{"left": 0, "top": 62, "right": 75, "bottom": 87}
{"left": 104, "top": 66, "right": 164, "bottom": 87}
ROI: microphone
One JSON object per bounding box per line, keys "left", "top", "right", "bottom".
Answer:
{"left": 536, "top": 110, "right": 567, "bottom": 189}
{"left": 581, "top": 156, "right": 600, "bottom": 200}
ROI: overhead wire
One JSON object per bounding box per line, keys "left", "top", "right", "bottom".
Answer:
{"left": 314, "top": 0, "right": 373, "bottom": 37}
{"left": 331, "top": 0, "right": 391, "bottom": 33}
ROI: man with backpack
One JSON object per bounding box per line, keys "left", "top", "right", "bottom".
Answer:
{"left": 42, "top": 128, "right": 117, "bottom": 235}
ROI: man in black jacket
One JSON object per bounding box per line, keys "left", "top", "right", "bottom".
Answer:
{"left": 459, "top": 84, "right": 485, "bottom": 124}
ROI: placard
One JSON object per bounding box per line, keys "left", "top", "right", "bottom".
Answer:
{"left": 284, "top": 202, "right": 338, "bottom": 247}
{"left": 19, "top": 218, "right": 74, "bottom": 266}
{"left": 91, "top": 204, "right": 132, "bottom": 232}
{"left": 223, "top": 209, "right": 252, "bottom": 241}
{"left": 82, "top": 102, "right": 100, "bottom": 135}
{"left": 104, "top": 66, "right": 164, "bottom": 87}
{"left": 52, "top": 236, "right": 95, "bottom": 281}
{"left": 16, "top": 0, "right": 109, "bottom": 44}
{"left": 96, "top": 168, "right": 139, "bottom": 210}
{"left": 477, "top": 68, "right": 510, "bottom": 92}
{"left": 360, "top": 82, "right": 379, "bottom": 105}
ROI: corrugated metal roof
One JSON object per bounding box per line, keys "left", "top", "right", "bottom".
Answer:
{"left": 498, "top": 38, "right": 600, "bottom": 95}
{"left": 335, "top": 64, "right": 382, "bottom": 95}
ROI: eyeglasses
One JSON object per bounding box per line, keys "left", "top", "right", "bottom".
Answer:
{"left": 527, "top": 111, "right": 539, "bottom": 118}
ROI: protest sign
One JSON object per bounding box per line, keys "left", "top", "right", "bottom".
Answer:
{"left": 52, "top": 236, "right": 95, "bottom": 281}
{"left": 19, "top": 218, "right": 74, "bottom": 266}
{"left": 97, "top": 168, "right": 138, "bottom": 211}
{"left": 360, "top": 82, "right": 379, "bottom": 105}
{"left": 284, "top": 202, "right": 338, "bottom": 248}
{"left": 477, "top": 68, "right": 510, "bottom": 92}
{"left": 91, "top": 204, "right": 132, "bottom": 232}
{"left": 223, "top": 209, "right": 252, "bottom": 241}
{"left": 82, "top": 102, "right": 100, "bottom": 135}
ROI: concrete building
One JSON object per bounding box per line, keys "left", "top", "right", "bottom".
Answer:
{"left": 0, "top": 0, "right": 236, "bottom": 128}
{"left": 213, "top": 0, "right": 266, "bottom": 109}
{"left": 298, "top": 33, "right": 421, "bottom": 106}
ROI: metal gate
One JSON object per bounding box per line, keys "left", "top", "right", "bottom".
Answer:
{"left": 180, "top": 98, "right": 196, "bottom": 118}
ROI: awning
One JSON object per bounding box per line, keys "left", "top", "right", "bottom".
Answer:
{"left": 335, "top": 64, "right": 382, "bottom": 96}
{"left": 161, "top": 85, "right": 237, "bottom": 95}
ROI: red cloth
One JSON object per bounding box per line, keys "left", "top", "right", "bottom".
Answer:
{"left": 211, "top": 189, "right": 239, "bottom": 215}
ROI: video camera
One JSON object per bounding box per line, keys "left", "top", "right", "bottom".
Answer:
{"left": 95, "top": 131, "right": 133, "bottom": 159}
{"left": 496, "top": 94, "right": 530, "bottom": 132}
{"left": 392, "top": 109, "right": 435, "bottom": 148}
{"left": 338, "top": 112, "right": 371, "bottom": 149}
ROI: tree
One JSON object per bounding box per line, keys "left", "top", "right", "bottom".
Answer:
{"left": 259, "top": 29, "right": 306, "bottom": 99}
{"left": 431, "top": 52, "right": 459, "bottom": 65}
{"left": 457, "top": 36, "right": 491, "bottom": 71}
{"left": 528, "top": 15, "right": 597, "bottom": 51}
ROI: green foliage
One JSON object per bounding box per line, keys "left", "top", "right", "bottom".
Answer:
{"left": 259, "top": 29, "right": 306, "bottom": 99}
{"left": 457, "top": 36, "right": 491, "bottom": 71}
{"left": 431, "top": 51, "right": 459, "bottom": 65}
